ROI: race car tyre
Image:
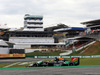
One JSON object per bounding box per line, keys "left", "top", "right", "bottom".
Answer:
{"left": 69, "top": 63, "right": 74, "bottom": 66}
{"left": 33, "top": 64, "right": 38, "bottom": 67}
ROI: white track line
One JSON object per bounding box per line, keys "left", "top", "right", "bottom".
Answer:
{"left": 3, "top": 62, "right": 20, "bottom": 68}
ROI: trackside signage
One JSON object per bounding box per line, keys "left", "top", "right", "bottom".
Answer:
{"left": 91, "top": 55, "right": 100, "bottom": 58}
{"left": 37, "top": 56, "right": 49, "bottom": 58}
{"left": 49, "top": 56, "right": 61, "bottom": 58}
{"left": 28, "top": 55, "right": 100, "bottom": 58}
{"left": 61, "top": 56, "right": 70, "bottom": 58}
{"left": 82, "top": 56, "right": 91, "bottom": 58}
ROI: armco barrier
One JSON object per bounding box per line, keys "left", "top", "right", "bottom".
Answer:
{"left": 26, "top": 55, "right": 100, "bottom": 58}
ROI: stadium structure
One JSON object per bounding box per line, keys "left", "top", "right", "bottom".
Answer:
{"left": 8, "top": 14, "right": 67, "bottom": 50}
{"left": 53, "top": 27, "right": 95, "bottom": 52}
{"left": 81, "top": 19, "right": 100, "bottom": 29}
{"left": 80, "top": 19, "right": 100, "bottom": 41}
{"left": 0, "top": 14, "right": 100, "bottom": 57}
{"left": 24, "top": 14, "right": 44, "bottom": 31}
{"left": 0, "top": 14, "right": 68, "bottom": 57}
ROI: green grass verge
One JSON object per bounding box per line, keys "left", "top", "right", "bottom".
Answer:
{"left": 0, "top": 63, "right": 14, "bottom": 68}
{"left": 64, "top": 58, "right": 100, "bottom": 65}
{"left": 79, "top": 58, "right": 100, "bottom": 65}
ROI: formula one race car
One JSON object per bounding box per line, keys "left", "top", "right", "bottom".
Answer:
{"left": 27, "top": 57, "right": 79, "bottom": 67}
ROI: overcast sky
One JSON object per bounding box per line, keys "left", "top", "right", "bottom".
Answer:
{"left": 0, "top": 0, "right": 100, "bottom": 28}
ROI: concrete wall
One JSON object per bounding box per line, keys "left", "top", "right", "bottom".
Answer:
{"left": 0, "top": 48, "right": 9, "bottom": 54}
{"left": 25, "top": 49, "right": 48, "bottom": 53}
{"left": 14, "top": 44, "right": 31, "bottom": 49}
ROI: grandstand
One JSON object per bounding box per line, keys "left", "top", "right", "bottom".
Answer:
{"left": 8, "top": 30, "right": 65, "bottom": 49}
{"left": 53, "top": 27, "right": 88, "bottom": 45}
{"left": 52, "top": 27, "right": 97, "bottom": 55}
{"left": 81, "top": 19, "right": 100, "bottom": 29}
{"left": 54, "top": 27, "right": 87, "bottom": 38}
{"left": 9, "top": 37, "right": 54, "bottom": 43}
{"left": 80, "top": 19, "right": 100, "bottom": 41}
{"left": 1, "top": 15, "right": 100, "bottom": 55}
{"left": 66, "top": 37, "right": 94, "bottom": 50}
{"left": 0, "top": 25, "right": 9, "bottom": 41}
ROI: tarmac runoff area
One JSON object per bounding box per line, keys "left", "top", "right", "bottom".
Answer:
{"left": 0, "top": 67, "right": 100, "bottom": 75}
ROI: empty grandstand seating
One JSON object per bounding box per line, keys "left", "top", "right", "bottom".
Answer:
{"left": 66, "top": 41, "right": 92, "bottom": 50}
{"left": 9, "top": 37, "right": 54, "bottom": 43}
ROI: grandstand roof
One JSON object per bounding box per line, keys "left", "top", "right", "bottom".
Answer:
{"left": 75, "top": 37, "right": 94, "bottom": 41}
{"left": 24, "top": 14, "right": 43, "bottom": 18}
{"left": 8, "top": 31, "right": 54, "bottom": 33}
{"left": 54, "top": 27, "right": 87, "bottom": 32}
{"left": 44, "top": 24, "right": 69, "bottom": 31}
{"left": 0, "top": 40, "right": 8, "bottom": 46}
{"left": 81, "top": 19, "right": 100, "bottom": 25}
{"left": 67, "top": 37, "right": 94, "bottom": 41}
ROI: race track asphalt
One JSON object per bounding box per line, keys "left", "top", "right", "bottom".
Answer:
{"left": 0, "top": 58, "right": 51, "bottom": 63}
{"left": 0, "top": 67, "right": 100, "bottom": 75}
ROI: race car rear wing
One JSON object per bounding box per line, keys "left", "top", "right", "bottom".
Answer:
{"left": 71, "top": 57, "right": 80, "bottom": 65}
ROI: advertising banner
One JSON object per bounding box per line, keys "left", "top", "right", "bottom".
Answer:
{"left": 13, "top": 54, "right": 25, "bottom": 57}
{"left": 0, "top": 54, "right": 12, "bottom": 57}
{"left": 31, "top": 55, "right": 100, "bottom": 58}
